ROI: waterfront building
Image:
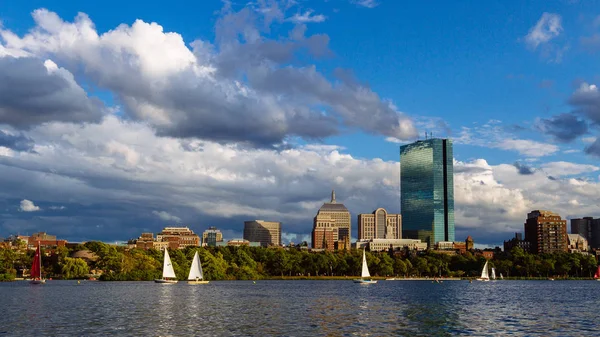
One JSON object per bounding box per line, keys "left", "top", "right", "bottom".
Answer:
{"left": 202, "top": 226, "right": 224, "bottom": 247}
{"left": 134, "top": 233, "right": 154, "bottom": 250}
{"left": 27, "top": 232, "right": 67, "bottom": 250}
{"left": 571, "top": 217, "right": 600, "bottom": 250}
{"left": 311, "top": 190, "right": 351, "bottom": 250}
{"left": 357, "top": 208, "right": 402, "bottom": 240}
{"left": 156, "top": 227, "right": 200, "bottom": 249}
{"left": 567, "top": 234, "right": 589, "bottom": 254}
{"left": 243, "top": 220, "right": 281, "bottom": 247}
{"left": 354, "top": 239, "right": 427, "bottom": 252}
{"left": 400, "top": 138, "right": 455, "bottom": 247}
{"left": 227, "top": 239, "right": 261, "bottom": 247}
{"left": 503, "top": 232, "right": 531, "bottom": 253}
{"left": 524, "top": 210, "right": 567, "bottom": 254}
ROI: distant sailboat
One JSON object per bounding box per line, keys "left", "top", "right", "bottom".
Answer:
{"left": 491, "top": 267, "right": 496, "bottom": 281}
{"left": 476, "top": 260, "right": 490, "bottom": 282}
{"left": 594, "top": 265, "right": 600, "bottom": 281}
{"left": 155, "top": 248, "right": 178, "bottom": 284}
{"left": 29, "top": 243, "right": 46, "bottom": 285}
{"left": 353, "top": 248, "right": 377, "bottom": 284}
{"left": 187, "top": 251, "right": 209, "bottom": 285}
{"left": 500, "top": 273, "right": 504, "bottom": 280}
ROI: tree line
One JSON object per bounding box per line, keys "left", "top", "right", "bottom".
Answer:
{"left": 0, "top": 242, "right": 597, "bottom": 281}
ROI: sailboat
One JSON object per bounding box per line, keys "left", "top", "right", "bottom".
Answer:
{"left": 29, "top": 243, "right": 46, "bottom": 285}
{"left": 353, "top": 248, "right": 377, "bottom": 284}
{"left": 500, "top": 273, "right": 504, "bottom": 280}
{"left": 594, "top": 265, "right": 600, "bottom": 281}
{"left": 476, "top": 260, "right": 490, "bottom": 281}
{"left": 154, "top": 248, "right": 178, "bottom": 284}
{"left": 187, "top": 251, "right": 208, "bottom": 285}
{"left": 491, "top": 267, "right": 496, "bottom": 281}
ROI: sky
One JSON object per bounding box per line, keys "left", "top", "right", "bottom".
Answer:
{"left": 1, "top": 0, "right": 600, "bottom": 247}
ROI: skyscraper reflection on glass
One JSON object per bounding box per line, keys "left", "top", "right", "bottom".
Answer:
{"left": 400, "top": 138, "right": 454, "bottom": 247}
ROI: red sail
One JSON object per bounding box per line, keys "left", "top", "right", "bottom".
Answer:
{"left": 30, "top": 246, "right": 41, "bottom": 279}
{"left": 595, "top": 266, "right": 600, "bottom": 279}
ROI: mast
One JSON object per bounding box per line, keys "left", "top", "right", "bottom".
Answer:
{"left": 38, "top": 241, "right": 41, "bottom": 279}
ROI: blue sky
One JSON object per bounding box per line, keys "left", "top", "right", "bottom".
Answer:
{"left": 1, "top": 0, "right": 600, "bottom": 246}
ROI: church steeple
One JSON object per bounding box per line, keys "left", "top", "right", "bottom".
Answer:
{"left": 331, "top": 189, "right": 336, "bottom": 203}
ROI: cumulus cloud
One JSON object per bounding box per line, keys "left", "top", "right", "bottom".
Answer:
{"left": 152, "top": 210, "right": 182, "bottom": 223}
{"left": 0, "top": 6, "right": 416, "bottom": 147}
{"left": 0, "top": 56, "right": 105, "bottom": 128}
{"left": 20, "top": 199, "right": 40, "bottom": 212}
{"left": 525, "top": 13, "right": 563, "bottom": 49}
{"left": 569, "top": 83, "right": 600, "bottom": 124}
{"left": 514, "top": 162, "right": 536, "bottom": 175}
{"left": 540, "top": 161, "right": 599, "bottom": 177}
{"left": 534, "top": 113, "right": 588, "bottom": 142}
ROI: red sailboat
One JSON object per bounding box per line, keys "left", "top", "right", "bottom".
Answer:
{"left": 29, "top": 243, "right": 46, "bottom": 285}
{"left": 594, "top": 265, "right": 600, "bottom": 282}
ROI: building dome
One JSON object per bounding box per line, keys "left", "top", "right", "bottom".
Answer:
{"left": 71, "top": 250, "right": 99, "bottom": 262}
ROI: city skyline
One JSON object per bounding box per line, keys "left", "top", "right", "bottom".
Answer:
{"left": 2, "top": 1, "right": 600, "bottom": 247}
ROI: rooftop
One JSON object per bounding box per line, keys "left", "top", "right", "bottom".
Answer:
{"left": 317, "top": 189, "right": 349, "bottom": 212}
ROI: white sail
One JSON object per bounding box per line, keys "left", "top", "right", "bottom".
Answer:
{"left": 500, "top": 273, "right": 504, "bottom": 280}
{"left": 480, "top": 260, "right": 489, "bottom": 280}
{"left": 491, "top": 267, "right": 496, "bottom": 280}
{"left": 187, "top": 252, "right": 203, "bottom": 280}
{"left": 361, "top": 249, "right": 371, "bottom": 278}
{"left": 162, "top": 248, "right": 177, "bottom": 279}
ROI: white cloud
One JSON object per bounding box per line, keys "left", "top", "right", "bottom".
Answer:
{"left": 352, "top": 0, "right": 379, "bottom": 8}
{"left": 20, "top": 199, "right": 40, "bottom": 212}
{"left": 541, "top": 161, "right": 599, "bottom": 177}
{"left": 288, "top": 10, "right": 326, "bottom": 23}
{"left": 152, "top": 210, "right": 182, "bottom": 223}
{"left": 496, "top": 139, "right": 559, "bottom": 157}
{"left": 525, "top": 13, "right": 563, "bottom": 49}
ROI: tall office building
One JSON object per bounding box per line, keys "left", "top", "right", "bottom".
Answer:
{"left": 202, "top": 226, "right": 223, "bottom": 247}
{"left": 571, "top": 217, "right": 600, "bottom": 250}
{"left": 524, "top": 210, "right": 567, "bottom": 254}
{"left": 243, "top": 220, "right": 281, "bottom": 246}
{"left": 357, "top": 208, "right": 402, "bottom": 240}
{"left": 311, "top": 190, "right": 351, "bottom": 250}
{"left": 400, "top": 138, "right": 454, "bottom": 247}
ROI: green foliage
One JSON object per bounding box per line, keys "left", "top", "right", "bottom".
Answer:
{"left": 0, "top": 242, "right": 598, "bottom": 280}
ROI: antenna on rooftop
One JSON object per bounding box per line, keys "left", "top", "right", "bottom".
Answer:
{"left": 425, "top": 131, "right": 428, "bottom": 140}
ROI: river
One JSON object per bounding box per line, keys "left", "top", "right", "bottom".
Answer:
{"left": 0, "top": 279, "right": 597, "bottom": 336}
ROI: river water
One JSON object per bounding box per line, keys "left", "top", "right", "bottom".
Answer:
{"left": 0, "top": 279, "right": 597, "bottom": 336}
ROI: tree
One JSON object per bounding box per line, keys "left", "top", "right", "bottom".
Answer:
{"left": 61, "top": 257, "right": 89, "bottom": 279}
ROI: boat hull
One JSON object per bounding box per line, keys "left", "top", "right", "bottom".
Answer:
{"left": 187, "top": 280, "right": 209, "bottom": 285}
{"left": 476, "top": 278, "right": 490, "bottom": 282}
{"left": 353, "top": 279, "right": 377, "bottom": 284}
{"left": 154, "top": 279, "right": 178, "bottom": 284}
{"left": 29, "top": 279, "right": 46, "bottom": 285}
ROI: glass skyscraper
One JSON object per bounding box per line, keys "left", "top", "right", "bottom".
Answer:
{"left": 400, "top": 138, "right": 454, "bottom": 247}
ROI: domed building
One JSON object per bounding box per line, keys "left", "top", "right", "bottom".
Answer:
{"left": 311, "top": 190, "right": 351, "bottom": 250}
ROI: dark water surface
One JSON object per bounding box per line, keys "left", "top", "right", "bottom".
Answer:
{"left": 0, "top": 280, "right": 597, "bottom": 336}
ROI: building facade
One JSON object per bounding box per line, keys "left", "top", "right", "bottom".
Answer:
{"left": 202, "top": 226, "right": 224, "bottom": 247}
{"left": 311, "top": 190, "right": 351, "bottom": 250}
{"left": 354, "top": 239, "right": 427, "bottom": 252}
{"left": 156, "top": 227, "right": 200, "bottom": 249}
{"left": 571, "top": 217, "right": 600, "bottom": 250}
{"left": 567, "top": 234, "right": 589, "bottom": 254}
{"left": 243, "top": 220, "right": 281, "bottom": 247}
{"left": 503, "top": 232, "right": 531, "bottom": 253}
{"left": 400, "top": 138, "right": 455, "bottom": 247}
{"left": 524, "top": 210, "right": 567, "bottom": 254}
{"left": 357, "top": 208, "right": 402, "bottom": 240}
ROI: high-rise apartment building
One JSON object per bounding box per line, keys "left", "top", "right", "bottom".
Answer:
{"left": 202, "top": 226, "right": 224, "bottom": 247}
{"left": 311, "top": 190, "right": 351, "bottom": 250}
{"left": 400, "top": 138, "right": 454, "bottom": 246}
{"left": 243, "top": 220, "right": 281, "bottom": 246}
{"left": 571, "top": 217, "right": 600, "bottom": 250}
{"left": 524, "top": 210, "right": 567, "bottom": 254}
{"left": 357, "top": 208, "right": 402, "bottom": 240}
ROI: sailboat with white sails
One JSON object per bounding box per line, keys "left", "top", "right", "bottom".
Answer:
{"left": 155, "top": 248, "right": 178, "bottom": 284}
{"left": 491, "top": 267, "right": 496, "bottom": 281}
{"left": 476, "top": 260, "right": 490, "bottom": 282}
{"left": 187, "top": 251, "right": 209, "bottom": 285}
{"left": 353, "top": 248, "right": 377, "bottom": 284}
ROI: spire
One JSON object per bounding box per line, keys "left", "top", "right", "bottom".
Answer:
{"left": 331, "top": 189, "right": 336, "bottom": 203}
